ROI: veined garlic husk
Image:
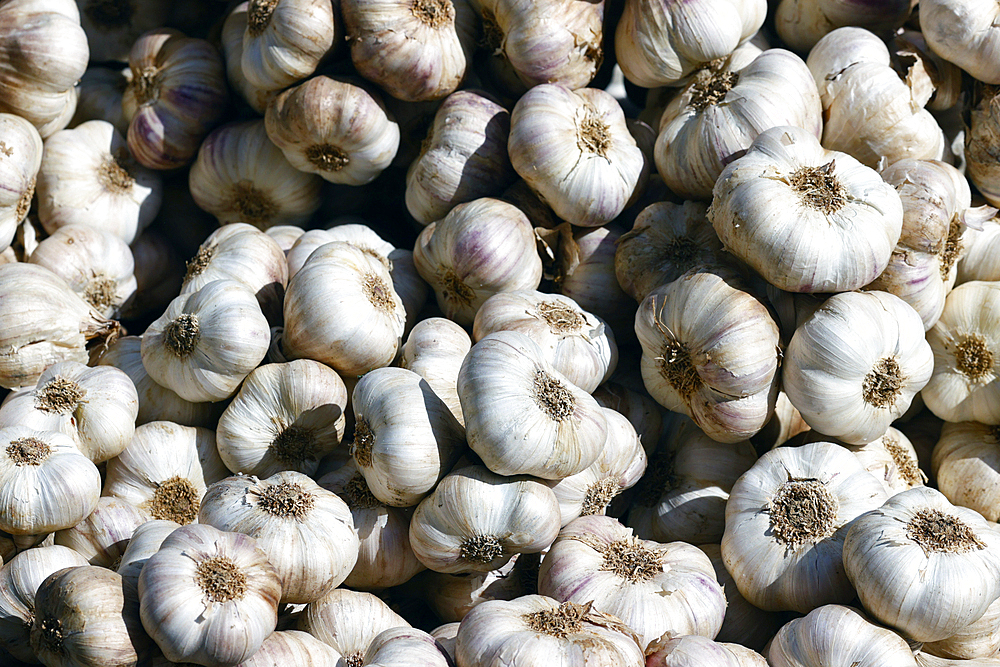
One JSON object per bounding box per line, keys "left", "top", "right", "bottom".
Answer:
{"left": 104, "top": 421, "right": 228, "bottom": 525}
{"left": 0, "top": 427, "right": 100, "bottom": 536}
{"left": 298, "top": 589, "right": 410, "bottom": 665}
{"left": 783, "top": 290, "right": 933, "bottom": 444}
{"left": 922, "top": 596, "right": 1000, "bottom": 660}
{"left": 71, "top": 66, "right": 131, "bottom": 136}
{"left": 122, "top": 28, "right": 229, "bottom": 170}
{"left": 891, "top": 30, "right": 964, "bottom": 114}
{"left": 420, "top": 553, "right": 536, "bottom": 623}
{"left": 455, "top": 595, "right": 644, "bottom": 667}
{"left": 188, "top": 120, "right": 322, "bottom": 229}
{"left": 406, "top": 89, "right": 515, "bottom": 225}
{"left": 959, "top": 217, "right": 1000, "bottom": 285}
{"left": 220, "top": 3, "right": 278, "bottom": 114}
{"left": 199, "top": 471, "right": 360, "bottom": 604}
{"left": 0, "top": 0, "right": 88, "bottom": 138}
{"left": 351, "top": 367, "right": 466, "bottom": 507}
{"left": 967, "top": 84, "right": 1000, "bottom": 209}
{"left": 431, "top": 622, "right": 458, "bottom": 661}
{"left": 615, "top": 0, "right": 765, "bottom": 88}
{"left": 614, "top": 201, "right": 725, "bottom": 303}
{"left": 180, "top": 222, "right": 288, "bottom": 326}
{"left": 409, "top": 464, "right": 561, "bottom": 574}
{"left": 921, "top": 0, "right": 1000, "bottom": 85}
{"left": 141, "top": 279, "right": 271, "bottom": 403}
{"left": 0, "top": 114, "right": 42, "bottom": 253}
{"left": 400, "top": 316, "right": 472, "bottom": 427}
{"left": 283, "top": 241, "right": 406, "bottom": 376}
{"left": 806, "top": 27, "right": 945, "bottom": 169}
{"left": 28, "top": 225, "right": 138, "bottom": 318}
{"left": 721, "top": 441, "right": 889, "bottom": 613}
{"left": 628, "top": 417, "right": 758, "bottom": 545}
{"left": 97, "top": 336, "right": 217, "bottom": 427}
{"left": 139, "top": 523, "right": 281, "bottom": 665}
{"left": 266, "top": 76, "right": 400, "bottom": 185}
{"left": 645, "top": 635, "right": 766, "bottom": 667}
{"left": 0, "top": 545, "right": 88, "bottom": 663}
{"left": 843, "top": 486, "right": 1000, "bottom": 642}
{"left": 933, "top": 422, "right": 1000, "bottom": 521}
{"left": 52, "top": 496, "right": 145, "bottom": 568}
{"left": 636, "top": 265, "right": 781, "bottom": 443}
{"left": 509, "top": 84, "right": 642, "bottom": 227}
{"left": 538, "top": 514, "right": 726, "bottom": 650}
{"left": 923, "top": 281, "right": 1000, "bottom": 423}
{"left": 364, "top": 626, "right": 453, "bottom": 667}
{"left": 77, "top": 0, "right": 171, "bottom": 63}
{"left": 342, "top": 0, "right": 477, "bottom": 102}
{"left": 319, "top": 462, "right": 426, "bottom": 590}
{"left": 458, "top": 331, "right": 607, "bottom": 479}
{"left": 240, "top": 0, "right": 338, "bottom": 92}
{"left": 231, "top": 629, "right": 346, "bottom": 666}
{"left": 31, "top": 565, "right": 148, "bottom": 667}
{"left": 767, "top": 604, "right": 919, "bottom": 667}
{"left": 413, "top": 197, "right": 542, "bottom": 325}
{"left": 775, "top": 0, "right": 911, "bottom": 53}
{"left": 116, "top": 520, "right": 182, "bottom": 600}
{"left": 655, "top": 49, "right": 822, "bottom": 201}
{"left": 709, "top": 124, "right": 904, "bottom": 292}
{"left": 472, "top": 290, "right": 617, "bottom": 393}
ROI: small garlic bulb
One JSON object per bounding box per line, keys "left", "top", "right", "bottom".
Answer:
{"left": 240, "top": 0, "right": 338, "bottom": 92}
{"left": 0, "top": 114, "right": 42, "bottom": 252}
{"left": 52, "top": 496, "right": 145, "bottom": 568}
{"left": 298, "top": 589, "right": 410, "bottom": 665}
{"left": 933, "top": 422, "right": 1000, "bottom": 521}
{"left": 71, "top": 66, "right": 131, "bottom": 136}
{"left": 775, "top": 0, "right": 912, "bottom": 53}
{"left": 220, "top": 3, "right": 278, "bottom": 114}
{"left": 365, "top": 627, "right": 453, "bottom": 667}
{"left": 400, "top": 317, "right": 472, "bottom": 427}
{"left": 921, "top": 0, "right": 1000, "bottom": 85}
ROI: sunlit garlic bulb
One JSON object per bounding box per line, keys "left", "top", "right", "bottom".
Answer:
{"left": 0, "top": 114, "right": 42, "bottom": 253}
{"left": 933, "top": 422, "right": 1000, "bottom": 521}
{"left": 220, "top": 3, "right": 278, "bottom": 114}
{"left": 52, "top": 495, "right": 145, "bottom": 567}
{"left": 240, "top": 0, "right": 338, "bottom": 92}
{"left": 297, "top": 589, "right": 410, "bottom": 666}
{"left": 775, "top": 0, "right": 912, "bottom": 53}
{"left": 400, "top": 317, "right": 472, "bottom": 427}
{"left": 921, "top": 0, "right": 1000, "bottom": 85}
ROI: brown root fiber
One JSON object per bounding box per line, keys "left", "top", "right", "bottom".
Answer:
{"left": 352, "top": 418, "right": 375, "bottom": 468}
{"left": 883, "top": 436, "right": 924, "bottom": 486}
{"left": 768, "top": 478, "right": 838, "bottom": 547}
{"left": 84, "top": 275, "right": 118, "bottom": 312}
{"left": 35, "top": 376, "right": 86, "bottom": 415}
{"left": 789, "top": 161, "right": 848, "bottom": 214}
{"left": 269, "top": 426, "right": 317, "bottom": 466}
{"left": 460, "top": 534, "right": 503, "bottom": 563}
{"left": 598, "top": 538, "right": 662, "bottom": 583}
{"left": 363, "top": 274, "right": 395, "bottom": 312}
{"left": 37, "top": 617, "right": 64, "bottom": 654}
{"left": 688, "top": 68, "right": 739, "bottom": 111}
{"left": 635, "top": 448, "right": 676, "bottom": 507}
{"left": 305, "top": 144, "right": 350, "bottom": 172}
{"left": 578, "top": 107, "right": 611, "bottom": 158}
{"left": 439, "top": 268, "right": 476, "bottom": 307}
{"left": 257, "top": 481, "right": 315, "bottom": 519}
{"left": 939, "top": 217, "right": 964, "bottom": 280}
{"left": 148, "top": 476, "right": 200, "bottom": 524}
{"left": 132, "top": 66, "right": 161, "bottom": 105}
{"left": 536, "top": 301, "right": 584, "bottom": 333}
{"left": 523, "top": 601, "right": 591, "bottom": 638}
{"left": 184, "top": 245, "right": 216, "bottom": 282}
{"left": 196, "top": 556, "right": 248, "bottom": 603}
{"left": 480, "top": 9, "right": 504, "bottom": 53}
{"left": 581, "top": 477, "right": 621, "bottom": 516}
{"left": 342, "top": 473, "right": 380, "bottom": 510}
{"left": 411, "top": 0, "right": 454, "bottom": 27}
{"left": 7, "top": 437, "right": 51, "bottom": 466}
{"left": 247, "top": 0, "right": 279, "bottom": 36}
{"left": 954, "top": 333, "right": 994, "bottom": 382}
{"left": 164, "top": 313, "right": 200, "bottom": 357}
{"left": 99, "top": 152, "right": 135, "bottom": 195}
{"left": 226, "top": 181, "right": 278, "bottom": 228}
{"left": 862, "top": 356, "right": 904, "bottom": 408}
{"left": 15, "top": 178, "right": 34, "bottom": 222}
{"left": 656, "top": 337, "right": 701, "bottom": 401}
{"left": 533, "top": 371, "right": 575, "bottom": 421}
{"left": 907, "top": 508, "right": 986, "bottom": 554}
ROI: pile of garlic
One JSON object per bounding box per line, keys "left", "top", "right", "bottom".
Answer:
{"left": 2, "top": 0, "right": 1000, "bottom": 665}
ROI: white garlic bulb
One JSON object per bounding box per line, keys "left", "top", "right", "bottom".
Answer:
{"left": 0, "top": 113, "right": 42, "bottom": 252}
{"left": 958, "top": 217, "right": 1000, "bottom": 285}
{"left": 221, "top": 3, "right": 279, "bottom": 114}
{"left": 298, "top": 588, "right": 410, "bottom": 665}
{"left": 400, "top": 317, "right": 472, "bottom": 427}
{"left": 116, "top": 519, "right": 182, "bottom": 599}
{"left": 234, "top": 629, "right": 346, "bottom": 667}
{"left": 240, "top": 0, "right": 337, "bottom": 92}
{"left": 645, "top": 635, "right": 764, "bottom": 667}
{"left": 775, "top": 0, "right": 912, "bottom": 52}
{"left": 52, "top": 495, "right": 145, "bottom": 568}
{"left": 923, "top": 596, "right": 1000, "bottom": 660}
{"left": 933, "top": 422, "right": 1000, "bottom": 521}
{"left": 921, "top": 0, "right": 1000, "bottom": 85}
{"left": 365, "top": 626, "right": 453, "bottom": 667}
{"left": 967, "top": 86, "right": 1000, "bottom": 209}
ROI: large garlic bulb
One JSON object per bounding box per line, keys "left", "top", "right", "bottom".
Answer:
{"left": 240, "top": 0, "right": 338, "bottom": 92}
{"left": 921, "top": 0, "right": 1000, "bottom": 85}
{"left": 775, "top": 0, "right": 912, "bottom": 53}
{"left": 0, "top": 114, "right": 41, "bottom": 252}
{"left": 298, "top": 589, "right": 410, "bottom": 665}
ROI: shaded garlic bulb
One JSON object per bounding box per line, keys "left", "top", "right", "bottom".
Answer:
{"left": 240, "top": 0, "right": 338, "bottom": 92}
{"left": 967, "top": 85, "right": 1000, "bottom": 209}
{"left": 775, "top": 0, "right": 912, "bottom": 53}
{"left": 104, "top": 421, "right": 228, "bottom": 525}
{"left": 365, "top": 627, "right": 452, "bottom": 667}
{"left": 53, "top": 496, "right": 145, "bottom": 568}
{"left": 721, "top": 441, "right": 889, "bottom": 613}
{"left": 921, "top": 0, "right": 1000, "bottom": 85}
{"left": 401, "top": 317, "right": 471, "bottom": 427}
{"left": 71, "top": 66, "right": 130, "bottom": 136}
{"left": 959, "top": 217, "right": 1000, "bottom": 285}
{"left": 28, "top": 225, "right": 137, "bottom": 318}
{"left": 455, "top": 595, "right": 644, "bottom": 667}
{"left": 116, "top": 520, "right": 182, "bottom": 599}
{"left": 645, "top": 635, "right": 765, "bottom": 667}
{"left": 923, "top": 596, "right": 1000, "bottom": 660}
{"left": 409, "top": 464, "right": 561, "bottom": 574}
{"left": 139, "top": 524, "right": 281, "bottom": 666}
{"left": 0, "top": 114, "right": 42, "bottom": 252}
{"left": 509, "top": 85, "right": 642, "bottom": 227}
{"left": 0, "top": 0, "right": 88, "bottom": 138}
{"left": 558, "top": 224, "right": 636, "bottom": 340}
{"left": 188, "top": 120, "right": 322, "bottom": 229}
{"left": 199, "top": 471, "right": 360, "bottom": 604}
{"left": 266, "top": 76, "right": 400, "bottom": 185}
{"left": 843, "top": 486, "right": 1000, "bottom": 642}
{"left": 220, "top": 3, "right": 278, "bottom": 114}
{"left": 298, "top": 589, "right": 410, "bottom": 664}
{"left": 538, "top": 514, "right": 726, "bottom": 650}
{"left": 406, "top": 90, "right": 515, "bottom": 225}
{"left": 122, "top": 29, "right": 228, "bottom": 170}
{"left": 342, "top": 0, "right": 477, "bottom": 102}
{"left": 283, "top": 241, "right": 406, "bottom": 376}
{"left": 421, "top": 554, "right": 534, "bottom": 623}
{"left": 431, "top": 622, "right": 459, "bottom": 661}
{"left": 413, "top": 197, "right": 542, "bottom": 325}
{"left": 783, "top": 291, "right": 933, "bottom": 444}
{"left": 933, "top": 422, "right": 1000, "bottom": 521}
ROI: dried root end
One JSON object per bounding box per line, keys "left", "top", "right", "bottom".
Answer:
{"left": 98, "top": 153, "right": 135, "bottom": 194}
{"left": 536, "top": 301, "right": 585, "bottom": 333}
{"left": 257, "top": 481, "right": 315, "bottom": 519}
{"left": 460, "top": 534, "right": 504, "bottom": 563}
{"left": 226, "top": 180, "right": 278, "bottom": 229}
{"left": 523, "top": 601, "right": 591, "bottom": 638}
{"left": 656, "top": 336, "right": 701, "bottom": 400}
{"left": 6, "top": 437, "right": 51, "bottom": 466}
{"left": 789, "top": 161, "right": 848, "bottom": 214}
{"left": 689, "top": 68, "right": 740, "bottom": 111}
{"left": 411, "top": 0, "right": 455, "bottom": 28}
{"left": 884, "top": 436, "right": 924, "bottom": 487}
{"left": 363, "top": 273, "right": 395, "bottom": 312}
{"left": 163, "top": 313, "right": 200, "bottom": 357}
{"left": 480, "top": 9, "right": 504, "bottom": 53}
{"left": 635, "top": 448, "right": 676, "bottom": 507}
{"left": 184, "top": 245, "right": 216, "bottom": 282}
{"left": 862, "top": 356, "right": 904, "bottom": 408}
{"left": 305, "top": 143, "right": 350, "bottom": 172}
{"left": 343, "top": 473, "right": 380, "bottom": 510}
{"left": 939, "top": 217, "right": 964, "bottom": 280}
{"left": 438, "top": 267, "right": 476, "bottom": 307}
{"left": 907, "top": 508, "right": 986, "bottom": 554}
{"left": 768, "top": 478, "right": 838, "bottom": 547}
{"left": 247, "top": 0, "right": 279, "bottom": 36}
{"left": 269, "top": 425, "right": 317, "bottom": 466}
{"left": 577, "top": 107, "right": 611, "bottom": 157}
{"left": 35, "top": 376, "right": 86, "bottom": 415}
{"left": 954, "top": 333, "right": 994, "bottom": 383}
{"left": 84, "top": 274, "right": 119, "bottom": 312}
{"left": 581, "top": 477, "right": 621, "bottom": 516}
{"left": 343, "top": 653, "right": 364, "bottom": 667}
{"left": 352, "top": 418, "right": 375, "bottom": 468}
{"left": 148, "top": 476, "right": 200, "bottom": 524}
{"left": 533, "top": 370, "right": 575, "bottom": 421}
{"left": 196, "top": 556, "right": 248, "bottom": 603}
{"left": 15, "top": 177, "right": 34, "bottom": 221}
{"left": 590, "top": 537, "right": 663, "bottom": 583}
{"left": 132, "top": 66, "right": 161, "bottom": 105}
{"left": 37, "top": 617, "right": 64, "bottom": 654}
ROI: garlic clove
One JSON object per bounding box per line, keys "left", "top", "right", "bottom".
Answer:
{"left": 0, "top": 114, "right": 42, "bottom": 254}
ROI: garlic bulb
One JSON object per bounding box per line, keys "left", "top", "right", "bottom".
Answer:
{"left": 655, "top": 49, "right": 822, "bottom": 201}
{"left": 458, "top": 331, "right": 607, "bottom": 479}
{"left": 265, "top": 76, "right": 400, "bottom": 185}
{"left": 709, "top": 124, "right": 903, "bottom": 292}
{"left": 409, "top": 464, "right": 561, "bottom": 574}
{"left": 959, "top": 217, "right": 1000, "bottom": 285}
{"left": 558, "top": 224, "right": 636, "bottom": 339}
{"left": 283, "top": 241, "right": 406, "bottom": 376}
{"left": 615, "top": 0, "right": 765, "bottom": 88}
{"left": 722, "top": 441, "right": 889, "bottom": 613}
{"left": 0, "top": 427, "right": 100, "bottom": 536}
{"left": 628, "top": 418, "right": 758, "bottom": 545}
{"left": 509, "top": 85, "right": 642, "bottom": 227}
{"left": 232, "top": 629, "right": 345, "bottom": 667}
{"left": 199, "top": 471, "right": 360, "bottom": 604}
{"left": 0, "top": 0, "right": 88, "bottom": 138}
{"left": 0, "top": 361, "right": 138, "bottom": 464}
{"left": 767, "top": 604, "right": 919, "bottom": 667}
{"left": 775, "top": 0, "right": 912, "bottom": 53}
{"left": 421, "top": 554, "right": 533, "bottom": 622}
{"left": 139, "top": 523, "right": 281, "bottom": 666}
{"left": 104, "top": 421, "right": 228, "bottom": 525}
{"left": 122, "top": 28, "right": 228, "bottom": 170}
{"left": 840, "top": 428, "right": 926, "bottom": 497}
{"left": 220, "top": 3, "right": 278, "bottom": 114}
{"left": 473, "top": 290, "right": 617, "bottom": 393}
{"left": 240, "top": 0, "right": 337, "bottom": 92}
{"left": 122, "top": 230, "right": 183, "bottom": 322}
{"left": 933, "top": 422, "right": 1000, "bottom": 521}
{"left": 923, "top": 281, "right": 1000, "bottom": 424}
{"left": 635, "top": 266, "right": 781, "bottom": 443}
{"left": 31, "top": 566, "right": 148, "bottom": 667}
{"left": 188, "top": 120, "right": 322, "bottom": 229}
{"left": 342, "top": 0, "right": 477, "bottom": 102}
{"left": 592, "top": 382, "right": 665, "bottom": 455}
{"left": 923, "top": 596, "right": 1000, "bottom": 660}
{"left": 413, "top": 197, "right": 542, "bottom": 325}
{"left": 843, "top": 486, "right": 1000, "bottom": 642}
{"left": 364, "top": 627, "right": 453, "bottom": 667}
{"left": 537, "top": 514, "right": 726, "bottom": 650}
{"left": 53, "top": 496, "right": 145, "bottom": 568}
{"left": 216, "top": 359, "right": 348, "bottom": 478}
{"left": 921, "top": 0, "right": 1000, "bottom": 85}
{"left": 141, "top": 279, "right": 270, "bottom": 403}
{"left": 406, "top": 90, "right": 515, "bottom": 225}
{"left": 71, "top": 66, "right": 130, "bottom": 136}
{"left": 431, "top": 622, "right": 459, "bottom": 661}
{"left": 967, "top": 85, "right": 1000, "bottom": 209}
{"left": 116, "top": 520, "right": 181, "bottom": 599}
{"left": 455, "top": 595, "right": 644, "bottom": 667}
{"left": 0, "top": 114, "right": 42, "bottom": 252}
{"left": 400, "top": 317, "right": 471, "bottom": 427}
{"left": 783, "top": 290, "right": 933, "bottom": 444}
{"left": 266, "top": 224, "right": 305, "bottom": 253}
{"left": 645, "top": 635, "right": 765, "bottom": 667}
{"left": 299, "top": 589, "right": 410, "bottom": 664}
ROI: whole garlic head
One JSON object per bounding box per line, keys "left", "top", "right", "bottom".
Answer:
{"left": 0, "top": 114, "right": 42, "bottom": 252}
{"left": 921, "top": 0, "right": 1000, "bottom": 85}
{"left": 775, "top": 0, "right": 912, "bottom": 53}
{"left": 240, "top": 0, "right": 338, "bottom": 92}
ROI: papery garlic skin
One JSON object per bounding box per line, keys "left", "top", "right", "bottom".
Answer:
{"left": 921, "top": 0, "right": 1000, "bottom": 85}
{"left": 923, "top": 596, "right": 1000, "bottom": 660}
{"left": 709, "top": 125, "right": 903, "bottom": 293}
{"left": 237, "top": 630, "right": 346, "bottom": 667}
{"left": 52, "top": 495, "right": 145, "bottom": 568}
{"left": 509, "top": 85, "right": 642, "bottom": 227}
{"left": 221, "top": 3, "right": 278, "bottom": 114}
{"left": 933, "top": 422, "right": 1000, "bottom": 521}
{"left": 401, "top": 317, "right": 472, "bottom": 427}
{"left": 240, "top": 0, "right": 337, "bottom": 92}
{"left": 0, "top": 114, "right": 42, "bottom": 252}
{"left": 959, "top": 218, "right": 1000, "bottom": 285}
{"left": 116, "top": 520, "right": 181, "bottom": 598}
{"left": 365, "top": 627, "right": 452, "bottom": 667}
{"left": 298, "top": 588, "right": 410, "bottom": 665}
{"left": 645, "top": 635, "right": 759, "bottom": 667}
{"left": 71, "top": 66, "right": 131, "bottom": 136}
{"left": 615, "top": 0, "right": 765, "bottom": 88}
{"left": 775, "top": 0, "right": 912, "bottom": 53}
